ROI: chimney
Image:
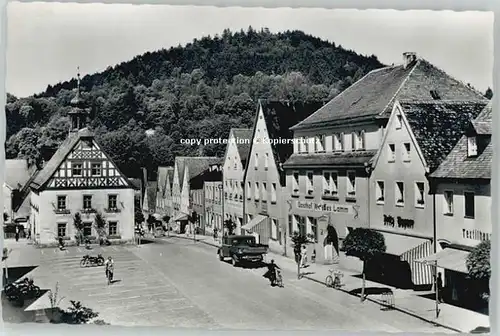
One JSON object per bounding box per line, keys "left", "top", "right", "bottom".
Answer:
{"left": 403, "top": 52, "right": 417, "bottom": 69}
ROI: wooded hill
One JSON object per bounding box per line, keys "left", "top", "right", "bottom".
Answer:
{"left": 6, "top": 28, "right": 385, "bottom": 178}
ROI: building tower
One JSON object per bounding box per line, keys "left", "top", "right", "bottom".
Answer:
{"left": 68, "top": 67, "right": 90, "bottom": 132}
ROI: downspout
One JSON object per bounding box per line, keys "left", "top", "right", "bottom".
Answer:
{"left": 364, "top": 162, "right": 371, "bottom": 229}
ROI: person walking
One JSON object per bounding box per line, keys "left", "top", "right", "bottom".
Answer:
{"left": 14, "top": 226, "right": 19, "bottom": 242}
{"left": 300, "top": 244, "right": 308, "bottom": 268}
{"left": 104, "top": 256, "right": 114, "bottom": 285}
{"left": 437, "top": 272, "right": 444, "bottom": 303}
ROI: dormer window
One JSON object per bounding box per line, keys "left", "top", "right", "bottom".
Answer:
{"left": 467, "top": 136, "right": 478, "bottom": 157}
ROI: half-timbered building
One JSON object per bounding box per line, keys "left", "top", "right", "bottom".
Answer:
{"left": 28, "top": 72, "right": 136, "bottom": 246}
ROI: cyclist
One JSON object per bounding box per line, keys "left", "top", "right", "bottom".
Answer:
{"left": 265, "top": 259, "right": 281, "bottom": 285}
{"left": 104, "top": 256, "right": 114, "bottom": 284}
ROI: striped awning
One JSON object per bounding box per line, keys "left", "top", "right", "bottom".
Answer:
{"left": 241, "top": 215, "right": 267, "bottom": 232}
{"left": 379, "top": 231, "right": 431, "bottom": 256}
{"left": 417, "top": 248, "right": 469, "bottom": 274}
{"left": 401, "top": 239, "right": 434, "bottom": 286}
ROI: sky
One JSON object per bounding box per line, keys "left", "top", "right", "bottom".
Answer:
{"left": 6, "top": 3, "right": 494, "bottom": 98}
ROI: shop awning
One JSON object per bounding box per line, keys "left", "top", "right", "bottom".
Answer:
{"left": 241, "top": 215, "right": 267, "bottom": 232}
{"left": 379, "top": 231, "right": 432, "bottom": 256}
{"left": 417, "top": 248, "right": 469, "bottom": 274}
{"left": 173, "top": 212, "right": 189, "bottom": 222}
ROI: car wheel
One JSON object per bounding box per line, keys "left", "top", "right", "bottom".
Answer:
{"left": 218, "top": 250, "right": 224, "bottom": 261}
{"left": 232, "top": 257, "right": 238, "bottom": 267}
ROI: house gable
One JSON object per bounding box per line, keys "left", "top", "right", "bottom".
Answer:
{"left": 45, "top": 136, "right": 131, "bottom": 190}
{"left": 372, "top": 101, "right": 428, "bottom": 172}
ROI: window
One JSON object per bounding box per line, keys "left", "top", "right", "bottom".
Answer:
{"left": 388, "top": 144, "right": 396, "bottom": 162}
{"left": 255, "top": 182, "right": 260, "bottom": 200}
{"left": 444, "top": 190, "right": 453, "bottom": 215}
{"left": 323, "top": 171, "right": 331, "bottom": 195}
{"left": 396, "top": 182, "right": 404, "bottom": 206}
{"left": 271, "top": 183, "right": 277, "bottom": 203}
{"left": 339, "top": 133, "right": 344, "bottom": 151}
{"left": 467, "top": 137, "right": 478, "bottom": 157}
{"left": 271, "top": 219, "right": 278, "bottom": 240}
{"left": 72, "top": 163, "right": 82, "bottom": 176}
{"left": 91, "top": 163, "right": 102, "bottom": 176}
{"left": 347, "top": 171, "right": 356, "bottom": 197}
{"left": 415, "top": 182, "right": 425, "bottom": 207}
{"left": 83, "top": 222, "right": 92, "bottom": 236}
{"left": 464, "top": 192, "right": 475, "bottom": 218}
{"left": 247, "top": 182, "right": 252, "bottom": 200}
{"left": 108, "top": 222, "right": 118, "bottom": 236}
{"left": 296, "top": 215, "right": 306, "bottom": 236}
{"left": 254, "top": 153, "right": 258, "bottom": 169}
{"left": 315, "top": 135, "right": 325, "bottom": 152}
{"left": 299, "top": 137, "right": 306, "bottom": 153}
{"left": 83, "top": 195, "right": 92, "bottom": 209}
{"left": 352, "top": 131, "right": 365, "bottom": 150}
{"left": 264, "top": 153, "right": 269, "bottom": 170}
{"left": 108, "top": 195, "right": 117, "bottom": 209}
{"left": 288, "top": 215, "right": 294, "bottom": 235}
{"left": 403, "top": 143, "right": 411, "bottom": 162}
{"left": 262, "top": 183, "right": 267, "bottom": 203}
{"left": 333, "top": 134, "right": 342, "bottom": 151}
{"left": 292, "top": 172, "right": 300, "bottom": 194}
{"left": 306, "top": 171, "right": 314, "bottom": 193}
{"left": 57, "top": 196, "right": 67, "bottom": 210}
{"left": 376, "top": 181, "right": 385, "bottom": 204}
{"left": 57, "top": 223, "right": 66, "bottom": 237}
{"left": 309, "top": 217, "right": 318, "bottom": 242}
{"left": 395, "top": 114, "right": 403, "bottom": 129}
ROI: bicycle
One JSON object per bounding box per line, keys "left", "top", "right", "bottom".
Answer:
{"left": 325, "top": 269, "right": 344, "bottom": 289}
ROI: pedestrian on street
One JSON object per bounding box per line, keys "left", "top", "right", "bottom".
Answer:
{"left": 213, "top": 227, "right": 218, "bottom": 241}
{"left": 300, "top": 244, "right": 308, "bottom": 268}
{"left": 105, "top": 256, "right": 114, "bottom": 285}
{"left": 437, "top": 272, "right": 444, "bottom": 303}
{"left": 15, "top": 226, "right": 19, "bottom": 242}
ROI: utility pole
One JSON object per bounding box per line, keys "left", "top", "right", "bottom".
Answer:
{"left": 435, "top": 259, "right": 440, "bottom": 318}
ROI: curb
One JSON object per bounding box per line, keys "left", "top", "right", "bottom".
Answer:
{"left": 167, "top": 235, "right": 464, "bottom": 333}
{"left": 302, "top": 275, "right": 462, "bottom": 333}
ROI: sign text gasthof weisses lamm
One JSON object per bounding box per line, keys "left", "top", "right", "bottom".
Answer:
{"left": 296, "top": 201, "right": 353, "bottom": 214}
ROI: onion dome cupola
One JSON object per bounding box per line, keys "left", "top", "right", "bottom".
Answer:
{"left": 69, "top": 67, "right": 91, "bottom": 132}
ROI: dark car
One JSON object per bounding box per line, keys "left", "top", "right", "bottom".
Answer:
{"left": 217, "top": 235, "right": 268, "bottom": 267}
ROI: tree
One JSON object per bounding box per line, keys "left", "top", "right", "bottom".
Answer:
{"left": 223, "top": 218, "right": 236, "bottom": 236}
{"left": 342, "top": 228, "right": 386, "bottom": 301}
{"left": 466, "top": 240, "right": 491, "bottom": 300}
{"left": 146, "top": 214, "right": 156, "bottom": 231}
{"left": 73, "top": 212, "right": 84, "bottom": 245}
{"left": 93, "top": 212, "right": 107, "bottom": 241}
{"left": 290, "top": 231, "right": 313, "bottom": 279}
{"left": 484, "top": 87, "right": 493, "bottom": 99}
{"left": 134, "top": 204, "right": 145, "bottom": 226}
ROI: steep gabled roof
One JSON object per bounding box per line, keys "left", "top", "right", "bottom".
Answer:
{"left": 157, "top": 166, "right": 174, "bottom": 197}
{"left": 5, "top": 159, "right": 31, "bottom": 190}
{"left": 231, "top": 128, "right": 253, "bottom": 164}
{"left": 292, "top": 58, "right": 486, "bottom": 130}
{"left": 30, "top": 128, "right": 92, "bottom": 189}
{"left": 30, "top": 127, "right": 134, "bottom": 190}
{"left": 400, "top": 100, "right": 487, "bottom": 171}
{"left": 128, "top": 178, "right": 142, "bottom": 191}
{"left": 175, "top": 157, "right": 221, "bottom": 189}
{"left": 431, "top": 102, "right": 493, "bottom": 179}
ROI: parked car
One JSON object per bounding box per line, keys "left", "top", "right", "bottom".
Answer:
{"left": 217, "top": 235, "right": 268, "bottom": 266}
